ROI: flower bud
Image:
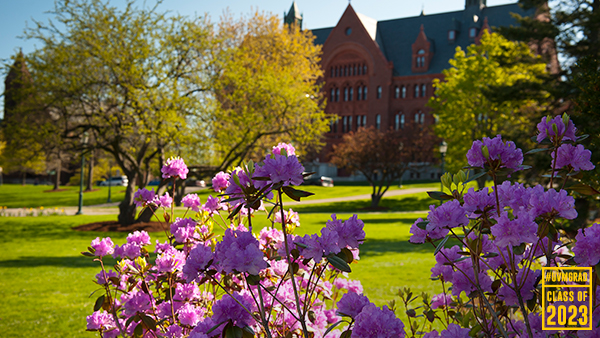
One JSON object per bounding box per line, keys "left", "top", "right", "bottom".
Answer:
{"left": 552, "top": 123, "right": 558, "bottom": 136}
{"left": 452, "top": 173, "right": 460, "bottom": 187}
{"left": 562, "top": 113, "right": 570, "bottom": 129}
{"left": 481, "top": 145, "right": 490, "bottom": 159}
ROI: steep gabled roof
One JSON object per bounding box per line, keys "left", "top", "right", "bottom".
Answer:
{"left": 311, "top": 3, "right": 534, "bottom": 76}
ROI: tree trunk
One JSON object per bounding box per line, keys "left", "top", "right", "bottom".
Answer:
{"left": 85, "top": 152, "right": 94, "bottom": 191}
{"left": 371, "top": 193, "right": 382, "bottom": 208}
{"left": 22, "top": 172, "right": 26, "bottom": 185}
{"left": 136, "top": 205, "right": 157, "bottom": 223}
{"left": 118, "top": 173, "right": 137, "bottom": 226}
{"left": 175, "top": 180, "right": 186, "bottom": 206}
{"left": 53, "top": 158, "right": 62, "bottom": 190}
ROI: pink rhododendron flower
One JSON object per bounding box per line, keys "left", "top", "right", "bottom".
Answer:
{"left": 182, "top": 243, "right": 214, "bottom": 283}
{"left": 134, "top": 188, "right": 156, "bottom": 208}
{"left": 272, "top": 142, "right": 296, "bottom": 156}
{"left": 157, "top": 192, "right": 173, "bottom": 208}
{"left": 155, "top": 247, "right": 186, "bottom": 273}
{"left": 86, "top": 310, "right": 115, "bottom": 330}
{"left": 91, "top": 237, "right": 114, "bottom": 257}
{"left": 215, "top": 229, "right": 267, "bottom": 275}
{"left": 182, "top": 193, "right": 201, "bottom": 212}
{"left": 161, "top": 156, "right": 188, "bottom": 179}
{"left": 274, "top": 208, "right": 300, "bottom": 227}
{"left": 126, "top": 230, "right": 151, "bottom": 246}
{"left": 211, "top": 171, "right": 230, "bottom": 192}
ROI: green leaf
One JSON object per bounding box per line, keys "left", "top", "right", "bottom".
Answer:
{"left": 228, "top": 203, "right": 244, "bottom": 220}
{"left": 568, "top": 183, "right": 600, "bottom": 196}
{"left": 338, "top": 247, "right": 354, "bottom": 263}
{"left": 340, "top": 330, "right": 352, "bottom": 338}
{"left": 93, "top": 295, "right": 105, "bottom": 312}
{"left": 512, "top": 243, "right": 526, "bottom": 255}
{"left": 81, "top": 251, "right": 95, "bottom": 257}
{"left": 246, "top": 274, "right": 261, "bottom": 286}
{"left": 416, "top": 221, "right": 429, "bottom": 230}
{"left": 327, "top": 255, "right": 352, "bottom": 272}
{"left": 433, "top": 235, "right": 450, "bottom": 256}
{"left": 139, "top": 313, "right": 157, "bottom": 330}
{"left": 406, "top": 309, "right": 416, "bottom": 317}
{"left": 225, "top": 323, "right": 243, "bottom": 338}
{"left": 133, "top": 323, "right": 144, "bottom": 338}
{"left": 241, "top": 326, "right": 255, "bottom": 338}
{"left": 426, "top": 191, "right": 454, "bottom": 201}
{"left": 281, "top": 186, "right": 314, "bottom": 201}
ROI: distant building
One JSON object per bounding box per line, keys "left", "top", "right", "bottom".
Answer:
{"left": 286, "top": 1, "right": 553, "bottom": 179}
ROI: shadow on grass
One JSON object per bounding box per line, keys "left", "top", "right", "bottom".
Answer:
{"left": 292, "top": 197, "right": 432, "bottom": 214}
{"left": 0, "top": 255, "right": 118, "bottom": 268}
{"left": 359, "top": 238, "right": 434, "bottom": 257}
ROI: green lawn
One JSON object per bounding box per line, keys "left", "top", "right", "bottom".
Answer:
{"left": 0, "top": 184, "right": 125, "bottom": 208}
{"left": 0, "top": 209, "right": 444, "bottom": 337}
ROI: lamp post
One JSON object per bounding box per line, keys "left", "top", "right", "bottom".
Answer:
{"left": 76, "top": 133, "right": 89, "bottom": 215}
{"left": 439, "top": 141, "right": 448, "bottom": 191}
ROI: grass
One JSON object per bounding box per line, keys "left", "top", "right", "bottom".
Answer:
{"left": 0, "top": 184, "right": 125, "bottom": 208}
{"left": 0, "top": 209, "right": 446, "bottom": 337}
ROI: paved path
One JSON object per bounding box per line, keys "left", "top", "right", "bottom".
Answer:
{"left": 3, "top": 187, "right": 432, "bottom": 216}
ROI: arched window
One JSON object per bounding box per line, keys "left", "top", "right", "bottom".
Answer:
{"left": 335, "top": 67, "right": 339, "bottom": 77}
{"left": 335, "top": 88, "right": 340, "bottom": 102}
{"left": 421, "top": 84, "right": 427, "bottom": 97}
{"left": 414, "top": 85, "right": 420, "bottom": 98}
{"left": 469, "top": 27, "right": 477, "bottom": 38}
{"left": 395, "top": 86, "right": 400, "bottom": 99}
{"left": 401, "top": 86, "right": 406, "bottom": 98}
{"left": 344, "top": 66, "right": 347, "bottom": 77}
{"left": 363, "top": 65, "right": 367, "bottom": 74}
{"left": 363, "top": 86, "right": 368, "bottom": 100}
{"left": 376, "top": 114, "right": 381, "bottom": 130}
{"left": 330, "top": 88, "right": 335, "bottom": 102}
{"left": 377, "top": 86, "right": 382, "bottom": 99}
{"left": 417, "top": 49, "right": 425, "bottom": 68}
{"left": 357, "top": 86, "right": 362, "bottom": 101}
{"left": 349, "top": 87, "right": 353, "bottom": 101}
{"left": 344, "top": 88, "right": 348, "bottom": 101}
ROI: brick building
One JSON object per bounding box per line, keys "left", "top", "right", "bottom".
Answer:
{"left": 287, "top": 1, "right": 537, "bottom": 178}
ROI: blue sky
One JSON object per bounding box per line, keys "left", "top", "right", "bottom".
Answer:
{"left": 0, "top": 0, "right": 517, "bottom": 114}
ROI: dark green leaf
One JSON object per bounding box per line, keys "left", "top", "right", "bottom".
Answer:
{"left": 525, "top": 147, "right": 551, "bottom": 155}
{"left": 133, "top": 323, "right": 143, "bottom": 338}
{"left": 512, "top": 243, "right": 526, "bottom": 255}
{"left": 327, "top": 255, "right": 352, "bottom": 272}
{"left": 339, "top": 248, "right": 354, "bottom": 263}
{"left": 93, "top": 295, "right": 105, "bottom": 312}
{"left": 433, "top": 236, "right": 450, "bottom": 256}
{"left": 81, "top": 251, "right": 95, "bottom": 257}
{"left": 405, "top": 309, "right": 416, "bottom": 317}
{"left": 281, "top": 186, "right": 315, "bottom": 201}
{"left": 241, "top": 326, "right": 255, "bottom": 338}
{"left": 426, "top": 191, "right": 454, "bottom": 201}
{"left": 228, "top": 203, "right": 244, "bottom": 220}
{"left": 568, "top": 183, "right": 600, "bottom": 196}
{"left": 491, "top": 280, "right": 502, "bottom": 292}
{"left": 527, "top": 297, "right": 537, "bottom": 312}
{"left": 140, "top": 313, "right": 157, "bottom": 330}
{"left": 225, "top": 324, "right": 243, "bottom": 338}
{"left": 246, "top": 274, "right": 261, "bottom": 286}
{"left": 464, "top": 170, "right": 487, "bottom": 184}
{"left": 323, "top": 321, "right": 344, "bottom": 337}
{"left": 416, "top": 221, "right": 429, "bottom": 230}
{"left": 340, "top": 330, "right": 352, "bottom": 338}
{"left": 426, "top": 309, "right": 435, "bottom": 322}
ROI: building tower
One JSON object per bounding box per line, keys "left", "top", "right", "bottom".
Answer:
{"left": 284, "top": 1, "right": 303, "bottom": 28}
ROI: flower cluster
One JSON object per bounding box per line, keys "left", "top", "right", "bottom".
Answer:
{"left": 162, "top": 156, "right": 189, "bottom": 179}
{"left": 466, "top": 134, "right": 523, "bottom": 171}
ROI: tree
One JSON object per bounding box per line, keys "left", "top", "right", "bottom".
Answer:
{"left": 429, "top": 32, "right": 550, "bottom": 186}
{"left": 25, "top": 0, "right": 210, "bottom": 225}
{"left": 206, "top": 12, "right": 329, "bottom": 170}
{"left": 331, "top": 125, "right": 438, "bottom": 208}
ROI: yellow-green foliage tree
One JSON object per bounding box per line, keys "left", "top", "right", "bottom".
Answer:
{"left": 429, "top": 32, "right": 550, "bottom": 184}
{"left": 207, "top": 12, "right": 329, "bottom": 170}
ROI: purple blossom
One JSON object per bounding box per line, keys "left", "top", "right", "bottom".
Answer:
{"left": 573, "top": 223, "right": 600, "bottom": 266}
{"left": 155, "top": 240, "right": 172, "bottom": 254}
{"left": 202, "top": 195, "right": 224, "bottom": 216}
{"left": 439, "top": 323, "right": 471, "bottom": 338}
{"left": 528, "top": 187, "right": 577, "bottom": 219}
{"left": 182, "top": 244, "right": 214, "bottom": 283}
{"left": 225, "top": 168, "right": 254, "bottom": 201}
{"left": 126, "top": 230, "right": 151, "bottom": 246}
{"left": 95, "top": 269, "right": 117, "bottom": 285}
{"left": 274, "top": 208, "right": 300, "bottom": 227}
{"left": 86, "top": 311, "right": 115, "bottom": 330}
{"left": 319, "top": 227, "right": 341, "bottom": 257}
{"left": 212, "top": 171, "right": 230, "bottom": 192}
{"left": 272, "top": 142, "right": 296, "bottom": 156}
{"left": 211, "top": 292, "right": 257, "bottom": 329}
{"left": 498, "top": 268, "right": 539, "bottom": 307}
{"left": 122, "top": 290, "right": 153, "bottom": 316}
{"left": 497, "top": 181, "right": 529, "bottom": 211}
{"left": 215, "top": 229, "right": 267, "bottom": 275}
{"left": 352, "top": 304, "right": 406, "bottom": 338}
{"left": 113, "top": 242, "right": 141, "bottom": 259}
{"left": 409, "top": 217, "right": 448, "bottom": 244}
{"left": 426, "top": 200, "right": 468, "bottom": 232}
{"left": 450, "top": 260, "right": 493, "bottom": 297}
{"left": 174, "top": 283, "right": 202, "bottom": 302}
{"left": 253, "top": 153, "right": 304, "bottom": 187}
{"left": 327, "top": 214, "right": 365, "bottom": 249}
{"left": 296, "top": 233, "right": 324, "bottom": 262}
{"left": 462, "top": 187, "right": 496, "bottom": 216}
{"left": 177, "top": 303, "right": 204, "bottom": 326}
{"left": 164, "top": 324, "right": 184, "bottom": 338}
{"left": 431, "top": 293, "right": 453, "bottom": 309}
{"left": 336, "top": 291, "right": 371, "bottom": 318}
{"left": 157, "top": 192, "right": 173, "bottom": 208}
{"left": 155, "top": 247, "right": 186, "bottom": 273}
{"left": 536, "top": 115, "right": 577, "bottom": 144}
{"left": 466, "top": 135, "right": 523, "bottom": 171}
{"left": 170, "top": 218, "right": 198, "bottom": 243}
{"left": 162, "top": 156, "right": 189, "bottom": 180}
{"left": 134, "top": 188, "right": 156, "bottom": 208}
{"left": 182, "top": 194, "right": 201, "bottom": 212}
{"left": 552, "top": 143, "right": 595, "bottom": 171}
{"left": 188, "top": 318, "right": 213, "bottom": 338}
{"left": 91, "top": 237, "right": 114, "bottom": 257}
{"left": 431, "top": 246, "right": 462, "bottom": 281}
{"left": 491, "top": 212, "right": 538, "bottom": 247}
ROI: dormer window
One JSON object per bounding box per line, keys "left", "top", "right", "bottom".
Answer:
{"left": 416, "top": 49, "right": 426, "bottom": 68}
{"left": 469, "top": 27, "right": 477, "bottom": 38}
{"left": 448, "top": 30, "right": 455, "bottom": 42}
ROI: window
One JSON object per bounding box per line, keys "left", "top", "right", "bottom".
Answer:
{"left": 349, "top": 87, "right": 353, "bottom": 101}
{"left": 354, "top": 65, "right": 357, "bottom": 76}
{"left": 335, "top": 67, "right": 339, "bottom": 77}
{"left": 376, "top": 86, "right": 382, "bottom": 99}
{"left": 342, "top": 116, "right": 348, "bottom": 133}
{"left": 414, "top": 112, "right": 419, "bottom": 123}
{"left": 363, "top": 65, "right": 367, "bottom": 74}
{"left": 357, "top": 86, "right": 362, "bottom": 101}
{"left": 401, "top": 86, "right": 406, "bottom": 98}
{"left": 335, "top": 88, "right": 340, "bottom": 102}
{"left": 419, "top": 110, "right": 424, "bottom": 124}
{"left": 421, "top": 84, "right": 426, "bottom": 97}
{"left": 330, "top": 88, "right": 335, "bottom": 102}
{"left": 346, "top": 27, "right": 352, "bottom": 35}
{"left": 344, "top": 66, "right": 348, "bottom": 77}
{"left": 331, "top": 67, "right": 334, "bottom": 77}
{"left": 344, "top": 88, "right": 348, "bottom": 101}
{"left": 364, "top": 86, "right": 368, "bottom": 100}
{"left": 362, "top": 115, "right": 367, "bottom": 127}
{"left": 349, "top": 65, "right": 353, "bottom": 76}
{"left": 417, "top": 49, "right": 425, "bottom": 68}
{"left": 333, "top": 118, "right": 338, "bottom": 133}
{"left": 400, "top": 114, "right": 405, "bottom": 129}
{"left": 376, "top": 114, "right": 381, "bottom": 130}
{"left": 395, "top": 114, "right": 400, "bottom": 130}
{"left": 469, "top": 27, "right": 477, "bottom": 38}
{"left": 395, "top": 86, "right": 400, "bottom": 98}
{"left": 448, "top": 30, "right": 455, "bottom": 41}
{"left": 414, "top": 85, "right": 420, "bottom": 98}
{"left": 348, "top": 116, "right": 353, "bottom": 132}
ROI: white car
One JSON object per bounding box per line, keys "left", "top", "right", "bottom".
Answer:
{"left": 99, "top": 176, "right": 128, "bottom": 186}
